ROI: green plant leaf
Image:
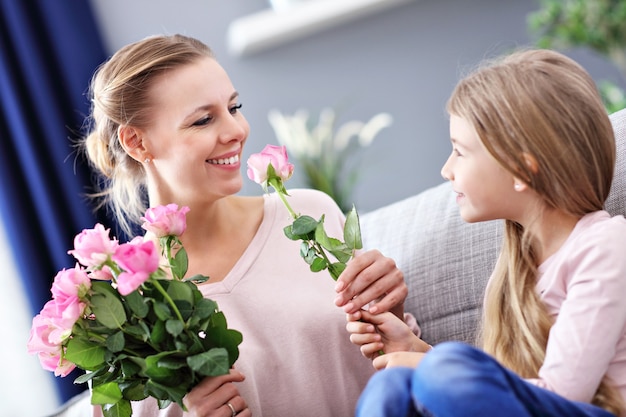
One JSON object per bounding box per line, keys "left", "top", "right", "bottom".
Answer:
{"left": 90, "top": 282, "right": 127, "bottom": 329}
{"left": 328, "top": 262, "right": 346, "bottom": 281}
{"left": 152, "top": 301, "right": 172, "bottom": 321}
{"left": 344, "top": 206, "right": 363, "bottom": 250}
{"left": 65, "top": 338, "right": 107, "bottom": 370}
{"left": 187, "top": 347, "right": 230, "bottom": 376}
{"left": 106, "top": 331, "right": 125, "bottom": 353}
{"left": 91, "top": 381, "right": 123, "bottom": 405}
{"left": 101, "top": 399, "right": 132, "bottom": 417}
{"left": 165, "top": 319, "right": 184, "bottom": 337}
{"left": 291, "top": 215, "right": 319, "bottom": 235}
{"left": 125, "top": 290, "right": 149, "bottom": 318}
{"left": 171, "top": 246, "right": 188, "bottom": 280}
{"left": 310, "top": 257, "right": 328, "bottom": 272}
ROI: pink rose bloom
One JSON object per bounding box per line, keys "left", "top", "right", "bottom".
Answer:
{"left": 68, "top": 224, "right": 118, "bottom": 268}
{"left": 247, "top": 144, "right": 294, "bottom": 185}
{"left": 51, "top": 266, "right": 91, "bottom": 302}
{"left": 112, "top": 238, "right": 159, "bottom": 295}
{"left": 27, "top": 300, "right": 77, "bottom": 376}
{"left": 141, "top": 204, "right": 190, "bottom": 237}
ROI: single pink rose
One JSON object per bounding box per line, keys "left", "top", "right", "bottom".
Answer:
{"left": 141, "top": 204, "right": 190, "bottom": 237}
{"left": 68, "top": 224, "right": 118, "bottom": 268}
{"left": 112, "top": 239, "right": 159, "bottom": 295}
{"left": 27, "top": 299, "right": 76, "bottom": 355}
{"left": 51, "top": 266, "right": 91, "bottom": 302}
{"left": 247, "top": 144, "right": 294, "bottom": 185}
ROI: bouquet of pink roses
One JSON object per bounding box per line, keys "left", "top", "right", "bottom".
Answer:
{"left": 27, "top": 204, "right": 242, "bottom": 417}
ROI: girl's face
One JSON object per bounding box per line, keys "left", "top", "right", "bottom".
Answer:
{"left": 141, "top": 57, "right": 250, "bottom": 205}
{"left": 441, "top": 115, "right": 520, "bottom": 223}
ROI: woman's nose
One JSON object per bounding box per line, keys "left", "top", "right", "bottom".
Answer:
{"left": 219, "top": 114, "right": 248, "bottom": 143}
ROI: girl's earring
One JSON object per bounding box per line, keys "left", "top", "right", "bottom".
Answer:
{"left": 514, "top": 183, "right": 522, "bottom": 191}
{"left": 144, "top": 157, "right": 152, "bottom": 164}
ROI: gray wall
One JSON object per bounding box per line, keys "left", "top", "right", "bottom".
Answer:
{"left": 89, "top": 0, "right": 626, "bottom": 213}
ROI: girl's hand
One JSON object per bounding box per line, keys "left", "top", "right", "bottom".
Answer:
{"left": 183, "top": 369, "right": 251, "bottom": 417}
{"left": 346, "top": 310, "right": 429, "bottom": 360}
{"left": 372, "top": 351, "right": 426, "bottom": 370}
{"left": 335, "top": 250, "right": 408, "bottom": 318}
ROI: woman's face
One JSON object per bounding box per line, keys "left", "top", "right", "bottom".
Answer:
{"left": 141, "top": 56, "right": 250, "bottom": 205}
{"left": 441, "top": 114, "right": 520, "bottom": 223}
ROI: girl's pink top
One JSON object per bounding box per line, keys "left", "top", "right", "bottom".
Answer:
{"left": 526, "top": 210, "right": 626, "bottom": 410}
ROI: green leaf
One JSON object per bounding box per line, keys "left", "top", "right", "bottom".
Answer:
{"left": 91, "top": 381, "right": 123, "bottom": 405}
{"left": 90, "top": 283, "right": 127, "bottom": 329}
{"left": 328, "top": 262, "right": 346, "bottom": 281}
{"left": 165, "top": 319, "right": 184, "bottom": 337}
{"left": 106, "top": 331, "right": 125, "bottom": 353}
{"left": 65, "top": 338, "right": 106, "bottom": 370}
{"left": 291, "top": 215, "right": 319, "bottom": 235}
{"left": 101, "top": 399, "right": 132, "bottom": 417}
{"left": 125, "top": 290, "right": 149, "bottom": 318}
{"left": 150, "top": 320, "right": 167, "bottom": 344}
{"left": 187, "top": 348, "right": 230, "bottom": 376}
{"left": 300, "top": 242, "right": 316, "bottom": 265}
{"left": 310, "top": 257, "right": 328, "bottom": 272}
{"left": 184, "top": 273, "right": 210, "bottom": 284}
{"left": 344, "top": 206, "right": 363, "bottom": 250}
{"left": 171, "top": 247, "right": 189, "bottom": 280}
{"left": 152, "top": 301, "right": 172, "bottom": 321}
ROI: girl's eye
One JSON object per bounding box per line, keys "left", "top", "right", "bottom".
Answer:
{"left": 192, "top": 116, "right": 212, "bottom": 127}
{"left": 230, "top": 103, "right": 243, "bottom": 114}
{"left": 453, "top": 148, "right": 462, "bottom": 157}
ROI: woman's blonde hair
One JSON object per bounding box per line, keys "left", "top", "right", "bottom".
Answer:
{"left": 447, "top": 48, "right": 623, "bottom": 414}
{"left": 80, "top": 34, "right": 214, "bottom": 237}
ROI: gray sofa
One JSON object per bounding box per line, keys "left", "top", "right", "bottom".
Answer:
{"left": 47, "top": 108, "right": 626, "bottom": 416}
{"left": 360, "top": 107, "right": 626, "bottom": 346}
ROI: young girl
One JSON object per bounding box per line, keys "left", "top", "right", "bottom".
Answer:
{"left": 80, "top": 34, "right": 411, "bottom": 417}
{"left": 347, "top": 48, "right": 626, "bottom": 417}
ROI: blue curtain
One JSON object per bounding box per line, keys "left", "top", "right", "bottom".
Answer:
{"left": 0, "top": 0, "right": 110, "bottom": 403}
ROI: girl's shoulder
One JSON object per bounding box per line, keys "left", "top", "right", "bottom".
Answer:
{"left": 577, "top": 211, "right": 626, "bottom": 242}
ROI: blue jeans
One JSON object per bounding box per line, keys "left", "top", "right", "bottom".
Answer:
{"left": 356, "top": 342, "right": 615, "bottom": 417}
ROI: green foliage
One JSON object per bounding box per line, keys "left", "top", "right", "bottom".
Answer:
{"left": 283, "top": 206, "right": 362, "bottom": 280}
{"left": 66, "top": 276, "right": 242, "bottom": 417}
{"left": 528, "top": 0, "right": 626, "bottom": 112}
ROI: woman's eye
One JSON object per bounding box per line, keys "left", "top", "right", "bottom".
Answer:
{"left": 192, "top": 116, "right": 212, "bottom": 126}
{"left": 230, "top": 103, "right": 243, "bottom": 114}
{"left": 453, "top": 148, "right": 462, "bottom": 157}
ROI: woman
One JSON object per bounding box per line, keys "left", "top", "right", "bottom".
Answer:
{"left": 82, "top": 34, "right": 411, "bottom": 416}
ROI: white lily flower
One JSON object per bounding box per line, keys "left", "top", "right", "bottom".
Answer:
{"left": 267, "top": 107, "right": 393, "bottom": 212}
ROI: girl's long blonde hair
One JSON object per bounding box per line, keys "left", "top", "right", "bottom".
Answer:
{"left": 447, "top": 48, "right": 624, "bottom": 415}
{"left": 80, "top": 34, "right": 214, "bottom": 237}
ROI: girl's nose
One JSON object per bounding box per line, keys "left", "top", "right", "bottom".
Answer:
{"left": 441, "top": 155, "right": 453, "bottom": 181}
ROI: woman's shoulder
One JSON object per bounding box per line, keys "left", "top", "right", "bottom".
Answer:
{"left": 285, "top": 188, "right": 341, "bottom": 209}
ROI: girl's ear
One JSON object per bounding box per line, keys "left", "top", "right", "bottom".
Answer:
{"left": 118, "top": 125, "right": 150, "bottom": 163}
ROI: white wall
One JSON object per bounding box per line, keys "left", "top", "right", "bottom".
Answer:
{"left": 0, "top": 218, "right": 59, "bottom": 417}
{"left": 88, "top": 0, "right": 625, "bottom": 213}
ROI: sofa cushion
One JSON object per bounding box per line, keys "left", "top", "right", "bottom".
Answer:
{"left": 360, "top": 107, "right": 626, "bottom": 346}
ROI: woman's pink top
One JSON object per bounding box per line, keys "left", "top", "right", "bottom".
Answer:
{"left": 120, "top": 189, "right": 376, "bottom": 416}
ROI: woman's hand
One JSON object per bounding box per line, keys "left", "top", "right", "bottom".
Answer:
{"left": 334, "top": 250, "right": 407, "bottom": 318}
{"left": 183, "top": 369, "right": 250, "bottom": 417}
{"left": 346, "top": 310, "right": 427, "bottom": 360}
